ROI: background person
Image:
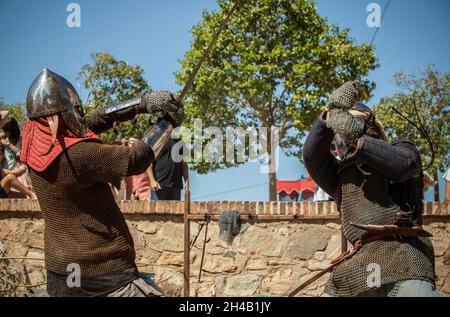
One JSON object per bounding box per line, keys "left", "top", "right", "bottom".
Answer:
{"left": 149, "top": 135, "right": 189, "bottom": 201}
{"left": 444, "top": 168, "right": 450, "bottom": 203}
{"left": 0, "top": 157, "right": 33, "bottom": 199}
{"left": 125, "top": 137, "right": 151, "bottom": 201}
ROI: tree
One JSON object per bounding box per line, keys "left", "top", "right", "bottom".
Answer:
{"left": 175, "top": 0, "right": 378, "bottom": 200}
{"left": 374, "top": 65, "right": 450, "bottom": 201}
{"left": 78, "top": 53, "right": 151, "bottom": 143}
{"left": 0, "top": 98, "right": 26, "bottom": 127}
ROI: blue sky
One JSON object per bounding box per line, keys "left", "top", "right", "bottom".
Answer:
{"left": 0, "top": 0, "right": 448, "bottom": 200}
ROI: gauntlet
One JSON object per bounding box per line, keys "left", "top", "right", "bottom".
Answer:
{"left": 141, "top": 91, "right": 184, "bottom": 127}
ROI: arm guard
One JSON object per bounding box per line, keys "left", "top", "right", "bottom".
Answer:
{"left": 104, "top": 92, "right": 184, "bottom": 128}
{"left": 104, "top": 96, "right": 142, "bottom": 114}
{"left": 84, "top": 103, "right": 143, "bottom": 134}
{"left": 142, "top": 119, "right": 174, "bottom": 159}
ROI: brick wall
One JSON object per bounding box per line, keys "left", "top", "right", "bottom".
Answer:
{"left": 0, "top": 199, "right": 448, "bottom": 217}
{"left": 0, "top": 199, "right": 449, "bottom": 297}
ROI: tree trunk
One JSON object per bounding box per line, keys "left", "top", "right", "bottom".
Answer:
{"left": 269, "top": 171, "right": 277, "bottom": 201}
{"left": 433, "top": 170, "right": 440, "bottom": 201}
{"left": 267, "top": 126, "right": 277, "bottom": 201}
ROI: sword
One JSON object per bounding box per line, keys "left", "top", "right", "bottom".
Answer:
{"left": 177, "top": 0, "right": 241, "bottom": 101}
{"left": 179, "top": 1, "right": 240, "bottom": 296}
{"left": 104, "top": 0, "right": 240, "bottom": 113}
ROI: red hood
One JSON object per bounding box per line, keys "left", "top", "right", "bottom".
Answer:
{"left": 20, "top": 117, "right": 101, "bottom": 172}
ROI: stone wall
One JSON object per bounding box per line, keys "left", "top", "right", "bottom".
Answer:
{"left": 0, "top": 199, "right": 449, "bottom": 297}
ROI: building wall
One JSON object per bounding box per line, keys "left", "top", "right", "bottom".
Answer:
{"left": 0, "top": 200, "right": 449, "bottom": 297}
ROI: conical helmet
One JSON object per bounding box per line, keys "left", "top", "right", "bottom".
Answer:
{"left": 26, "top": 68, "right": 86, "bottom": 137}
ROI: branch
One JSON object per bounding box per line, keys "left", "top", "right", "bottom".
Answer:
{"left": 236, "top": 95, "right": 266, "bottom": 124}
{"left": 279, "top": 119, "right": 288, "bottom": 138}
{"left": 278, "top": 87, "right": 287, "bottom": 101}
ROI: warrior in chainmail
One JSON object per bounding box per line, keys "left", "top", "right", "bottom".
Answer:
{"left": 303, "top": 81, "right": 441, "bottom": 297}
{"left": 20, "top": 68, "right": 184, "bottom": 297}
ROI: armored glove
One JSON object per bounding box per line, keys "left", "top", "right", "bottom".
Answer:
{"left": 326, "top": 108, "right": 365, "bottom": 143}
{"left": 326, "top": 81, "right": 359, "bottom": 110}
{"left": 140, "top": 91, "right": 185, "bottom": 127}
{"left": 325, "top": 81, "right": 364, "bottom": 150}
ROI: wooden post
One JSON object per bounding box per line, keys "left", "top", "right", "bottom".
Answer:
{"left": 183, "top": 186, "right": 191, "bottom": 297}
{"left": 198, "top": 216, "right": 209, "bottom": 282}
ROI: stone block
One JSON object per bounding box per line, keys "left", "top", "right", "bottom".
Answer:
{"left": 237, "top": 226, "right": 288, "bottom": 257}
{"left": 135, "top": 222, "right": 158, "bottom": 234}
{"left": 156, "top": 251, "right": 184, "bottom": 267}
{"left": 246, "top": 258, "right": 268, "bottom": 271}
{"left": 224, "top": 274, "right": 262, "bottom": 296}
{"left": 202, "top": 255, "right": 237, "bottom": 273}
{"left": 284, "top": 226, "right": 333, "bottom": 260}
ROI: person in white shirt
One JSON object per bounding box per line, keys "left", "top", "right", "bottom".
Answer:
{"left": 444, "top": 168, "right": 450, "bottom": 203}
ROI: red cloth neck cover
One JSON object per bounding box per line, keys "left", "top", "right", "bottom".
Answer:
{"left": 20, "top": 116, "right": 101, "bottom": 172}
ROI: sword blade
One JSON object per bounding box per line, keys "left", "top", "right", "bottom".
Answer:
{"left": 178, "top": 0, "right": 241, "bottom": 101}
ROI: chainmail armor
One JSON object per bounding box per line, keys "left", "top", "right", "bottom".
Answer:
{"left": 327, "top": 81, "right": 359, "bottom": 110}
{"left": 141, "top": 91, "right": 184, "bottom": 127}
{"left": 324, "top": 164, "right": 435, "bottom": 297}
{"left": 30, "top": 141, "right": 136, "bottom": 277}
{"left": 326, "top": 108, "right": 364, "bottom": 142}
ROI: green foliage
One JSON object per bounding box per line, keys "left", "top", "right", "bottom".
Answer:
{"left": 374, "top": 65, "right": 450, "bottom": 182}
{"left": 175, "top": 0, "right": 378, "bottom": 174}
{"left": 78, "top": 53, "right": 151, "bottom": 143}
{"left": 0, "top": 98, "right": 26, "bottom": 127}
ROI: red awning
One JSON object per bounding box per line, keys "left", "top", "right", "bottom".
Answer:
{"left": 276, "top": 180, "right": 316, "bottom": 195}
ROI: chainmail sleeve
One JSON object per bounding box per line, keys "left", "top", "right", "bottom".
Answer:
{"left": 72, "top": 141, "right": 131, "bottom": 188}
{"left": 73, "top": 141, "right": 154, "bottom": 186}
{"left": 353, "top": 136, "right": 421, "bottom": 183}
{"left": 303, "top": 112, "right": 339, "bottom": 198}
